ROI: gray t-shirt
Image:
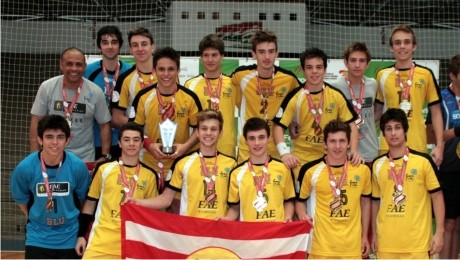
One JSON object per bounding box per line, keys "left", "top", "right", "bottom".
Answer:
{"left": 31, "top": 75, "right": 111, "bottom": 162}
{"left": 330, "top": 76, "right": 379, "bottom": 162}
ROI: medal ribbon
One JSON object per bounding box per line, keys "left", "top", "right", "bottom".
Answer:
{"left": 137, "top": 68, "right": 155, "bottom": 89}
{"left": 248, "top": 157, "right": 269, "bottom": 196}
{"left": 256, "top": 71, "right": 274, "bottom": 120}
{"left": 118, "top": 160, "right": 140, "bottom": 199}
{"left": 395, "top": 63, "right": 415, "bottom": 101}
{"left": 304, "top": 84, "right": 325, "bottom": 128}
{"left": 157, "top": 160, "right": 165, "bottom": 193}
{"left": 62, "top": 81, "right": 82, "bottom": 119}
{"left": 198, "top": 151, "right": 219, "bottom": 204}
{"left": 40, "top": 153, "right": 62, "bottom": 210}
{"left": 204, "top": 74, "right": 222, "bottom": 111}
{"left": 156, "top": 87, "right": 177, "bottom": 121}
{"left": 346, "top": 77, "right": 365, "bottom": 115}
{"left": 388, "top": 148, "right": 409, "bottom": 191}
{"left": 325, "top": 156, "right": 348, "bottom": 198}
{"left": 102, "top": 61, "right": 120, "bottom": 102}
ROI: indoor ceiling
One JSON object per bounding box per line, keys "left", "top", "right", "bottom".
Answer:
{"left": 1, "top": 0, "right": 459, "bottom": 29}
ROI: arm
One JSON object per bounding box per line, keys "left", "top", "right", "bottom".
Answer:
{"left": 219, "top": 204, "right": 240, "bottom": 221}
{"left": 295, "top": 200, "right": 313, "bottom": 226}
{"left": 283, "top": 200, "right": 294, "bottom": 223}
{"left": 374, "top": 102, "right": 383, "bottom": 122}
{"left": 348, "top": 122, "right": 364, "bottom": 166}
{"left": 75, "top": 199, "right": 97, "bottom": 256}
{"left": 274, "top": 124, "right": 299, "bottom": 169}
{"left": 18, "top": 204, "right": 28, "bottom": 217}
{"left": 94, "top": 122, "right": 112, "bottom": 166}
{"left": 360, "top": 197, "right": 371, "bottom": 258}
{"left": 370, "top": 199, "right": 380, "bottom": 253}
{"left": 429, "top": 104, "right": 445, "bottom": 167}
{"left": 29, "top": 115, "right": 43, "bottom": 151}
{"left": 125, "top": 187, "right": 176, "bottom": 209}
{"left": 111, "top": 108, "right": 128, "bottom": 129}
{"left": 430, "top": 190, "right": 445, "bottom": 255}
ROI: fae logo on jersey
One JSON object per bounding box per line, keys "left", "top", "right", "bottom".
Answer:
{"left": 177, "top": 107, "right": 186, "bottom": 118}
{"left": 275, "top": 86, "right": 288, "bottom": 98}
{"left": 222, "top": 87, "right": 232, "bottom": 98}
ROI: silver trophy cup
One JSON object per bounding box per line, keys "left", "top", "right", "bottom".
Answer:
{"left": 159, "top": 118, "right": 177, "bottom": 154}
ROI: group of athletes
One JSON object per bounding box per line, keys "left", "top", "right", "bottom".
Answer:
{"left": 9, "top": 24, "right": 460, "bottom": 259}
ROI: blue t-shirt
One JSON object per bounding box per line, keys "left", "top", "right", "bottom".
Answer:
{"left": 84, "top": 60, "right": 132, "bottom": 147}
{"left": 10, "top": 151, "right": 90, "bottom": 249}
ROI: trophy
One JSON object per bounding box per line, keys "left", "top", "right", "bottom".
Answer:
{"left": 159, "top": 118, "right": 177, "bottom": 154}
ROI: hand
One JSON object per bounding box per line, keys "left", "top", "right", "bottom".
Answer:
{"left": 429, "top": 231, "right": 444, "bottom": 255}
{"left": 74, "top": 237, "right": 87, "bottom": 256}
{"left": 122, "top": 197, "right": 138, "bottom": 205}
{"left": 371, "top": 232, "right": 378, "bottom": 254}
{"left": 94, "top": 157, "right": 106, "bottom": 168}
{"left": 281, "top": 153, "right": 300, "bottom": 169}
{"left": 430, "top": 146, "right": 443, "bottom": 167}
{"left": 348, "top": 151, "right": 364, "bottom": 166}
{"left": 149, "top": 143, "right": 167, "bottom": 160}
{"left": 169, "top": 143, "right": 187, "bottom": 160}
{"left": 215, "top": 216, "right": 232, "bottom": 221}
{"left": 361, "top": 235, "right": 370, "bottom": 258}
{"left": 298, "top": 213, "right": 313, "bottom": 226}
{"left": 289, "top": 122, "right": 300, "bottom": 140}
{"left": 284, "top": 216, "right": 292, "bottom": 223}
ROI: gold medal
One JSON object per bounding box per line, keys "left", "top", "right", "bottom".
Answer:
{"left": 46, "top": 198, "right": 54, "bottom": 213}
{"left": 330, "top": 198, "right": 342, "bottom": 213}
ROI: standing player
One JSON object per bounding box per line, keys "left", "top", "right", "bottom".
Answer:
{"left": 221, "top": 117, "right": 295, "bottom": 222}
{"left": 330, "top": 42, "right": 378, "bottom": 165}
{"left": 125, "top": 110, "right": 237, "bottom": 219}
{"left": 30, "top": 47, "right": 112, "bottom": 165}
{"left": 75, "top": 123, "right": 158, "bottom": 259}
{"left": 11, "top": 115, "right": 90, "bottom": 259}
{"left": 111, "top": 27, "right": 155, "bottom": 128}
{"left": 130, "top": 47, "right": 202, "bottom": 197}
{"left": 84, "top": 25, "right": 132, "bottom": 160}
{"left": 375, "top": 24, "right": 444, "bottom": 166}
{"left": 296, "top": 119, "right": 371, "bottom": 258}
{"left": 273, "top": 48, "right": 360, "bottom": 181}
{"left": 231, "top": 30, "right": 300, "bottom": 163}
{"left": 185, "top": 34, "right": 241, "bottom": 158}
{"left": 371, "top": 108, "right": 444, "bottom": 258}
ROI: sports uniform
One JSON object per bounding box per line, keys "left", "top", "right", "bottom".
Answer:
{"left": 185, "top": 74, "right": 241, "bottom": 157}
{"left": 111, "top": 66, "right": 157, "bottom": 118}
{"left": 376, "top": 64, "right": 441, "bottom": 153}
{"left": 331, "top": 76, "right": 379, "bottom": 163}
{"left": 231, "top": 65, "right": 300, "bottom": 162}
{"left": 371, "top": 149, "right": 441, "bottom": 254}
{"left": 227, "top": 157, "right": 295, "bottom": 222}
{"left": 84, "top": 60, "right": 132, "bottom": 158}
{"left": 83, "top": 159, "right": 158, "bottom": 258}
{"left": 31, "top": 75, "right": 112, "bottom": 162}
{"left": 297, "top": 157, "right": 371, "bottom": 258}
{"left": 273, "top": 83, "right": 357, "bottom": 178}
{"left": 167, "top": 150, "right": 237, "bottom": 219}
{"left": 10, "top": 151, "right": 90, "bottom": 250}
{"left": 130, "top": 83, "right": 202, "bottom": 174}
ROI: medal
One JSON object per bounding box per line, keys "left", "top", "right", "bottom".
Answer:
{"left": 399, "top": 100, "right": 412, "bottom": 114}
{"left": 62, "top": 81, "right": 81, "bottom": 128}
{"left": 40, "top": 153, "right": 62, "bottom": 214}
{"left": 325, "top": 156, "right": 348, "bottom": 214}
{"left": 395, "top": 64, "right": 415, "bottom": 114}
{"left": 65, "top": 116, "right": 72, "bottom": 128}
{"left": 157, "top": 87, "right": 177, "bottom": 121}
{"left": 137, "top": 68, "right": 155, "bottom": 89}
{"left": 346, "top": 77, "right": 366, "bottom": 125}
{"left": 199, "top": 151, "right": 219, "bottom": 206}
{"left": 248, "top": 157, "right": 269, "bottom": 212}
{"left": 304, "top": 84, "right": 325, "bottom": 136}
{"left": 252, "top": 195, "right": 268, "bottom": 213}
{"left": 392, "top": 189, "right": 406, "bottom": 206}
{"left": 329, "top": 197, "right": 342, "bottom": 213}
{"left": 355, "top": 115, "right": 364, "bottom": 129}
{"left": 118, "top": 160, "right": 141, "bottom": 200}
{"left": 46, "top": 198, "right": 54, "bottom": 213}
{"left": 388, "top": 148, "right": 409, "bottom": 205}
{"left": 256, "top": 71, "right": 274, "bottom": 120}
{"left": 204, "top": 74, "right": 223, "bottom": 111}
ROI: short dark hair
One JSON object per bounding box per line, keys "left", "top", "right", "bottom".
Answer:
{"left": 128, "top": 27, "right": 154, "bottom": 46}
{"left": 153, "top": 47, "right": 180, "bottom": 69}
{"left": 250, "top": 30, "right": 278, "bottom": 52}
{"left": 118, "top": 122, "right": 144, "bottom": 141}
{"left": 197, "top": 109, "right": 224, "bottom": 131}
{"left": 323, "top": 119, "right": 351, "bottom": 144}
{"left": 97, "top": 25, "right": 124, "bottom": 49}
{"left": 243, "top": 117, "right": 270, "bottom": 139}
{"left": 300, "top": 47, "right": 328, "bottom": 70}
{"left": 60, "top": 47, "right": 85, "bottom": 61}
{"left": 199, "top": 34, "right": 224, "bottom": 56}
{"left": 379, "top": 108, "right": 409, "bottom": 133}
{"left": 37, "top": 115, "right": 71, "bottom": 139}
{"left": 344, "top": 42, "right": 371, "bottom": 62}
{"left": 448, "top": 54, "right": 460, "bottom": 77}
{"left": 389, "top": 24, "right": 417, "bottom": 47}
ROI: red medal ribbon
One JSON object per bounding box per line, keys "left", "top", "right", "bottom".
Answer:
{"left": 62, "top": 81, "right": 82, "bottom": 119}
{"left": 256, "top": 71, "right": 274, "bottom": 120}
{"left": 345, "top": 77, "right": 365, "bottom": 115}
{"left": 118, "top": 159, "right": 141, "bottom": 199}
{"left": 248, "top": 157, "right": 269, "bottom": 196}
{"left": 137, "top": 68, "right": 155, "bottom": 89}
{"left": 325, "top": 156, "right": 348, "bottom": 198}
{"left": 388, "top": 148, "right": 409, "bottom": 192}
{"left": 395, "top": 63, "right": 415, "bottom": 101}
{"left": 102, "top": 61, "right": 120, "bottom": 102}
{"left": 204, "top": 74, "right": 222, "bottom": 111}
{"left": 198, "top": 151, "right": 219, "bottom": 204}
{"left": 40, "top": 153, "right": 62, "bottom": 211}
{"left": 156, "top": 87, "right": 177, "bottom": 121}
{"left": 304, "top": 84, "right": 325, "bottom": 129}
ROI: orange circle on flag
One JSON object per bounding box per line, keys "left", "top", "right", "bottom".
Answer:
{"left": 188, "top": 246, "right": 240, "bottom": 259}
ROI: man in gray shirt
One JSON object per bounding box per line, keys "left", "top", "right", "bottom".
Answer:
{"left": 30, "top": 47, "right": 112, "bottom": 165}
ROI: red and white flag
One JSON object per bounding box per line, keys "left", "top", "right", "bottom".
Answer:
{"left": 121, "top": 203, "right": 310, "bottom": 259}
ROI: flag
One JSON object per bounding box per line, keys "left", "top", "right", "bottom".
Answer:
{"left": 121, "top": 203, "right": 310, "bottom": 259}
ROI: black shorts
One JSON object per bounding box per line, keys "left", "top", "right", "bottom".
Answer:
{"left": 438, "top": 172, "right": 460, "bottom": 219}
{"left": 25, "top": 245, "right": 80, "bottom": 259}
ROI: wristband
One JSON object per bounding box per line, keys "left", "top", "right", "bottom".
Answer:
{"left": 143, "top": 136, "right": 152, "bottom": 149}
{"left": 454, "top": 126, "right": 460, "bottom": 137}
{"left": 77, "top": 213, "right": 93, "bottom": 237}
{"left": 276, "top": 142, "right": 290, "bottom": 156}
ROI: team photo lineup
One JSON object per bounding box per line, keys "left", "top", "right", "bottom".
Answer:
{"left": 8, "top": 23, "right": 460, "bottom": 259}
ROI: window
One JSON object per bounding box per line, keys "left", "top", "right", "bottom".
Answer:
{"left": 233, "top": 12, "right": 240, "bottom": 20}
{"left": 198, "top": 12, "right": 205, "bottom": 20}
{"left": 273, "top": 13, "right": 281, "bottom": 21}
{"left": 290, "top": 13, "right": 297, "bottom": 21}
{"left": 181, "top": 12, "right": 189, "bottom": 19}
{"left": 259, "top": 13, "right": 266, "bottom": 20}
{"left": 212, "top": 12, "right": 219, "bottom": 20}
